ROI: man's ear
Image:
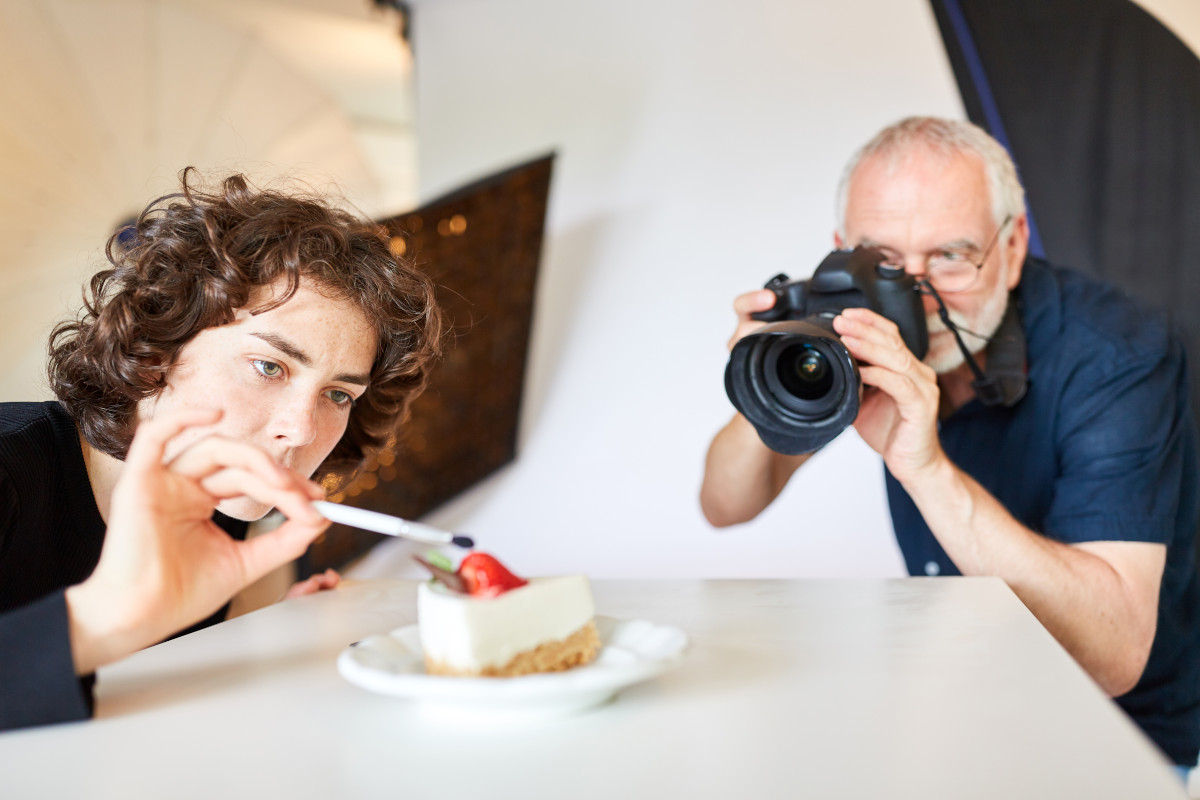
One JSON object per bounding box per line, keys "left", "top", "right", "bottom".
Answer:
{"left": 1003, "top": 214, "right": 1030, "bottom": 290}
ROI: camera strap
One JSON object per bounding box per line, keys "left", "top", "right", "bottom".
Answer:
{"left": 968, "top": 298, "right": 1027, "bottom": 408}
{"left": 924, "top": 283, "right": 1028, "bottom": 408}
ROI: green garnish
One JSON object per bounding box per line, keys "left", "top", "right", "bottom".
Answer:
{"left": 426, "top": 550, "right": 454, "bottom": 572}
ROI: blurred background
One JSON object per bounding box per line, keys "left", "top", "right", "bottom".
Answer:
{"left": 1, "top": 0, "right": 1197, "bottom": 587}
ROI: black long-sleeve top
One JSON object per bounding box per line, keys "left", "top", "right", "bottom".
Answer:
{"left": 0, "top": 402, "right": 247, "bottom": 731}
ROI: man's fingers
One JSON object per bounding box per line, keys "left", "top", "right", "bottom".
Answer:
{"left": 834, "top": 309, "right": 904, "bottom": 350}
{"left": 858, "top": 365, "right": 931, "bottom": 409}
{"left": 838, "top": 306, "right": 900, "bottom": 334}
{"left": 728, "top": 321, "right": 766, "bottom": 352}
{"left": 125, "top": 408, "right": 222, "bottom": 473}
{"left": 840, "top": 333, "right": 916, "bottom": 376}
{"left": 733, "top": 289, "right": 777, "bottom": 318}
{"left": 726, "top": 290, "right": 779, "bottom": 351}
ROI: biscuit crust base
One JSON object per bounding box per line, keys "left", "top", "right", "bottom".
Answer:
{"left": 425, "top": 620, "right": 601, "bottom": 677}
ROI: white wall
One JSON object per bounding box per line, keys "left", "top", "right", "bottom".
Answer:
{"left": 357, "top": 0, "right": 1193, "bottom": 580}
{"left": 351, "top": 0, "right": 966, "bottom": 580}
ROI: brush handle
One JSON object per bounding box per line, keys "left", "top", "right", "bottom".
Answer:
{"left": 312, "top": 501, "right": 453, "bottom": 546}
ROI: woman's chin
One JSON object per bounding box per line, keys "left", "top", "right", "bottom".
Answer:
{"left": 215, "top": 496, "right": 274, "bottom": 522}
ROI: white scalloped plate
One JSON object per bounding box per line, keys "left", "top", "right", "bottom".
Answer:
{"left": 337, "top": 616, "right": 687, "bottom": 721}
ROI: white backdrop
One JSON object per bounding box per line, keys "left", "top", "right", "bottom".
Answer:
{"left": 352, "top": 0, "right": 966, "bottom": 580}
{"left": 346, "top": 0, "right": 1196, "bottom": 581}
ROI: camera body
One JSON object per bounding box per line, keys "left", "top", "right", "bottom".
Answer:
{"left": 724, "top": 246, "right": 928, "bottom": 454}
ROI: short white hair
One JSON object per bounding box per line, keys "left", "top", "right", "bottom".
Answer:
{"left": 835, "top": 116, "right": 1026, "bottom": 236}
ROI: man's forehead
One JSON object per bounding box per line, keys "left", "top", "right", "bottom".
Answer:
{"left": 851, "top": 146, "right": 985, "bottom": 194}
{"left": 845, "top": 149, "right": 992, "bottom": 238}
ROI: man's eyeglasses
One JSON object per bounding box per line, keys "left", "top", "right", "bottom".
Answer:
{"left": 879, "top": 214, "right": 1013, "bottom": 294}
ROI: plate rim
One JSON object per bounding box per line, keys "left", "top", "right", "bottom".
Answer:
{"left": 337, "top": 614, "right": 687, "bottom": 706}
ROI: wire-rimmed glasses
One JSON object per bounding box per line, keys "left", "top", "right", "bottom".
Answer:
{"left": 880, "top": 214, "right": 1013, "bottom": 294}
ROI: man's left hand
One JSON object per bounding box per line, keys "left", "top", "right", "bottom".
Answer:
{"left": 832, "top": 307, "right": 943, "bottom": 483}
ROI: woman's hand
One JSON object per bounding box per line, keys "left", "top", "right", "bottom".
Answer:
{"left": 65, "top": 408, "right": 330, "bottom": 674}
{"left": 283, "top": 568, "right": 341, "bottom": 600}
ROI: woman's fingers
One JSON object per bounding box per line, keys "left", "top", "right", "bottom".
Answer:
{"left": 169, "top": 436, "right": 292, "bottom": 487}
{"left": 124, "top": 408, "right": 222, "bottom": 474}
{"left": 315, "top": 568, "right": 341, "bottom": 590}
{"left": 282, "top": 569, "right": 341, "bottom": 600}
{"left": 198, "top": 468, "right": 325, "bottom": 526}
{"left": 237, "top": 519, "right": 330, "bottom": 587}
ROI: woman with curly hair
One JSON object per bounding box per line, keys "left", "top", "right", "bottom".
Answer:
{"left": 0, "top": 169, "right": 442, "bottom": 730}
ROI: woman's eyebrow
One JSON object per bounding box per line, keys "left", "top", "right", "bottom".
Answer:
{"left": 251, "top": 332, "right": 311, "bottom": 366}
{"left": 250, "top": 332, "right": 370, "bottom": 386}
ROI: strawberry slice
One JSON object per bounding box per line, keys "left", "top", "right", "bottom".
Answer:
{"left": 458, "top": 553, "right": 528, "bottom": 597}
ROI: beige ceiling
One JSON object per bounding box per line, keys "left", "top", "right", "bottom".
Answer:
{"left": 0, "top": 0, "right": 415, "bottom": 400}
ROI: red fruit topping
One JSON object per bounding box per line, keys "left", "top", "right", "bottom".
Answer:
{"left": 457, "top": 553, "right": 528, "bottom": 597}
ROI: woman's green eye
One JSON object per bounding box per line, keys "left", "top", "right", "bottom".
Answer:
{"left": 329, "top": 389, "right": 352, "bottom": 406}
{"left": 253, "top": 360, "right": 283, "bottom": 378}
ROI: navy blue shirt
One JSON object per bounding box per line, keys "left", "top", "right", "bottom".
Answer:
{"left": 886, "top": 258, "right": 1200, "bottom": 766}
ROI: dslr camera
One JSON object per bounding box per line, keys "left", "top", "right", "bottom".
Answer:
{"left": 724, "top": 246, "right": 928, "bottom": 454}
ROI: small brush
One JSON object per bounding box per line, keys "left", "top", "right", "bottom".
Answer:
{"left": 311, "top": 501, "right": 474, "bottom": 549}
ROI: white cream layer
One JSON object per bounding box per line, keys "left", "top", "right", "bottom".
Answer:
{"left": 417, "top": 576, "right": 595, "bottom": 670}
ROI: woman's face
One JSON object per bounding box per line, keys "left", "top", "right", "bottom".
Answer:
{"left": 138, "top": 278, "right": 378, "bottom": 520}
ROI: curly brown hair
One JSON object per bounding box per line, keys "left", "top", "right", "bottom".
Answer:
{"left": 49, "top": 168, "right": 443, "bottom": 483}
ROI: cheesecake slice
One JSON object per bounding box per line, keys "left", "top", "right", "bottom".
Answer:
{"left": 417, "top": 555, "right": 599, "bottom": 677}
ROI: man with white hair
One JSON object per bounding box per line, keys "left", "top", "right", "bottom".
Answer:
{"left": 701, "top": 116, "right": 1200, "bottom": 770}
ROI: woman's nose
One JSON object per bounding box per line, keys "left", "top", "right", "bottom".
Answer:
{"left": 271, "top": 395, "right": 318, "bottom": 448}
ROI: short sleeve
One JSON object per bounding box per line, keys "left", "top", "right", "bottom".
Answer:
{"left": 1044, "top": 336, "right": 1190, "bottom": 544}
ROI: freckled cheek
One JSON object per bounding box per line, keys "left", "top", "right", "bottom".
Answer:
{"left": 299, "top": 412, "right": 353, "bottom": 474}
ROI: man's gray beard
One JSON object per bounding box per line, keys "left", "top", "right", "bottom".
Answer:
{"left": 923, "top": 283, "right": 1010, "bottom": 375}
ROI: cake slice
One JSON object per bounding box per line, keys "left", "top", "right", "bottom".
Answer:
{"left": 417, "top": 553, "right": 600, "bottom": 677}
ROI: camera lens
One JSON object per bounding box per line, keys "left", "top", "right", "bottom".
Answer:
{"left": 760, "top": 335, "right": 845, "bottom": 419}
{"left": 724, "top": 318, "right": 861, "bottom": 455}
{"left": 777, "top": 344, "right": 832, "bottom": 400}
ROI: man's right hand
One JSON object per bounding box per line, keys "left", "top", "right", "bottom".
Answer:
{"left": 703, "top": 288, "right": 811, "bottom": 527}
{"left": 726, "top": 288, "right": 779, "bottom": 351}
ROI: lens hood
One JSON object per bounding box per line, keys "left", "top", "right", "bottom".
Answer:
{"left": 724, "top": 319, "right": 862, "bottom": 454}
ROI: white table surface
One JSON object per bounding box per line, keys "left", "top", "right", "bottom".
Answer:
{"left": 0, "top": 577, "right": 1186, "bottom": 799}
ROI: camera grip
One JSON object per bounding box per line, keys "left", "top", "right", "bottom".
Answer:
{"left": 750, "top": 273, "right": 797, "bottom": 322}
{"left": 750, "top": 302, "right": 787, "bottom": 323}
